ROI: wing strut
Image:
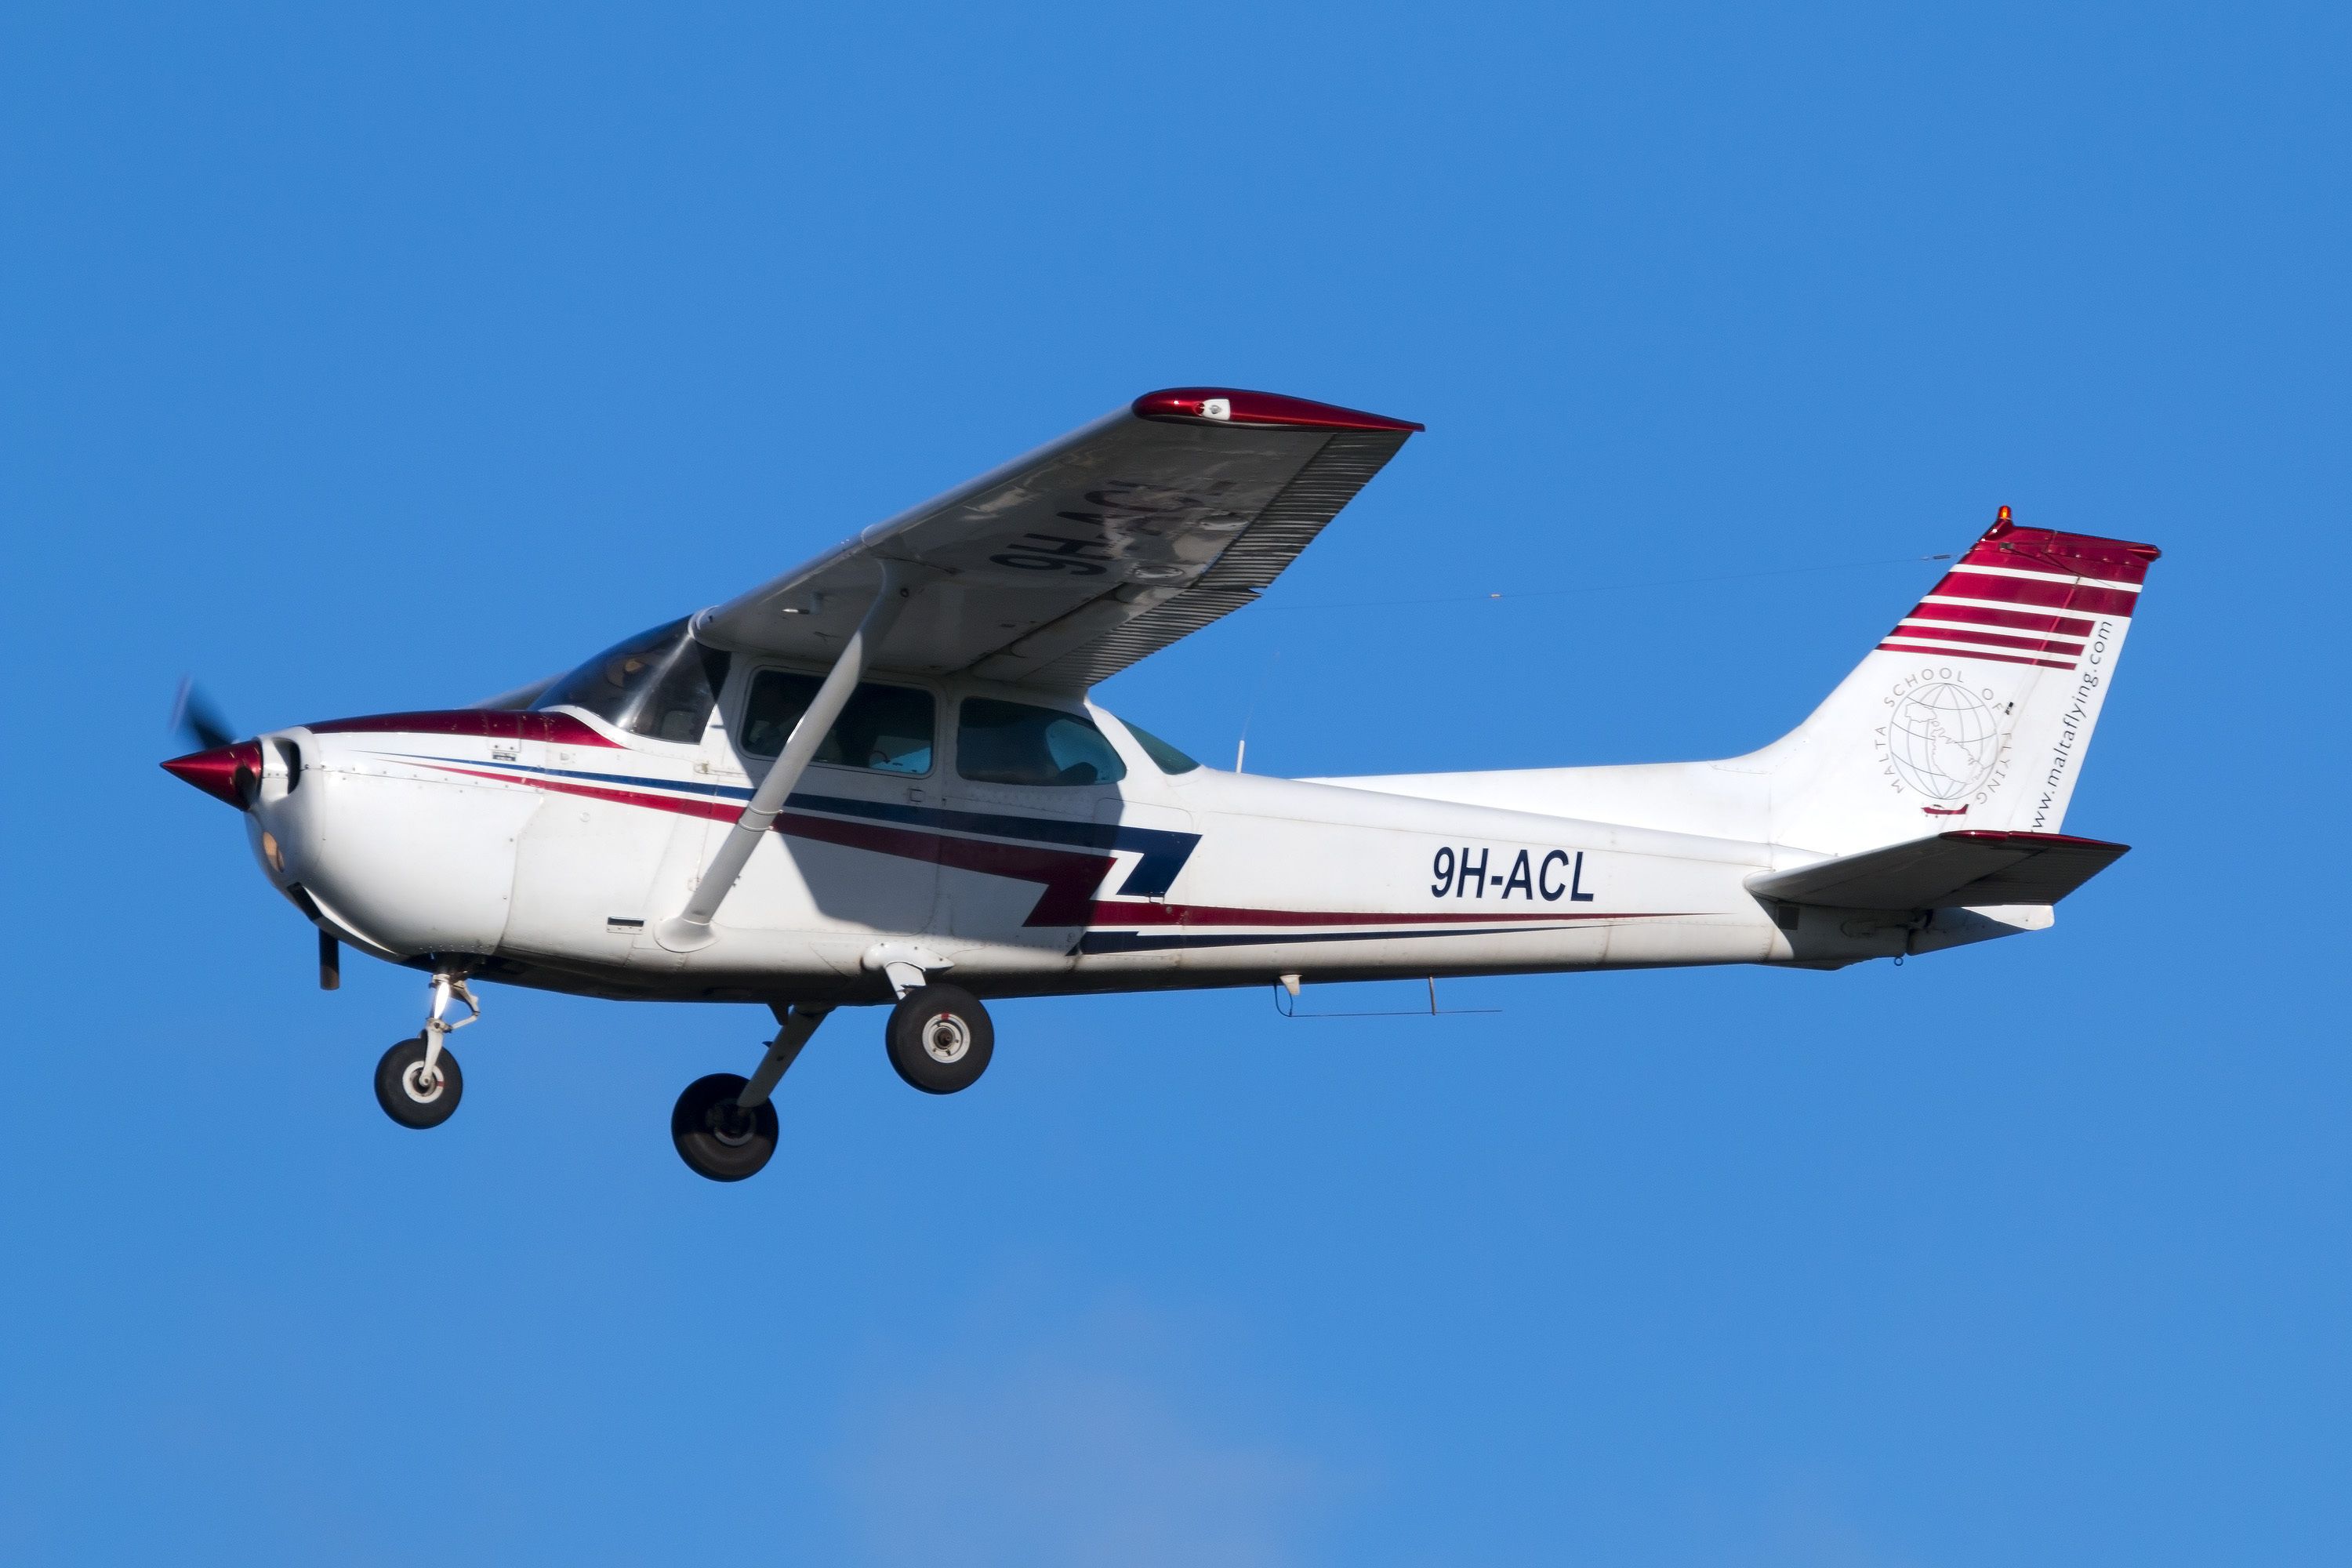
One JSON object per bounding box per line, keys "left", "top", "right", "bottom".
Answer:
{"left": 655, "top": 564, "right": 913, "bottom": 953}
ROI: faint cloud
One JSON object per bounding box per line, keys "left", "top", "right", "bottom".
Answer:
{"left": 1755, "top": 1479, "right": 1928, "bottom": 1568}
{"left": 836, "top": 1296, "right": 1334, "bottom": 1568}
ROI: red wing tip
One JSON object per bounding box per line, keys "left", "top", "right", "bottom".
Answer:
{"left": 1132, "top": 387, "right": 1425, "bottom": 434}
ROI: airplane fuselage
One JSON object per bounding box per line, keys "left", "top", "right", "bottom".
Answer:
{"left": 237, "top": 673, "right": 1979, "bottom": 1011}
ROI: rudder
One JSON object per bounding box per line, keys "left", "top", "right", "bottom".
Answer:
{"left": 1762, "top": 509, "right": 2160, "bottom": 855}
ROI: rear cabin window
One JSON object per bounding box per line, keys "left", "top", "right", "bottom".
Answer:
{"left": 956, "top": 699, "right": 1127, "bottom": 786}
{"left": 534, "top": 618, "right": 731, "bottom": 743}
{"left": 742, "top": 672, "right": 935, "bottom": 775}
{"left": 1115, "top": 717, "right": 1201, "bottom": 775}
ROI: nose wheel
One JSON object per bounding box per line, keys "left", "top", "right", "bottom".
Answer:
{"left": 376, "top": 1036, "right": 463, "bottom": 1127}
{"left": 372, "top": 969, "right": 477, "bottom": 1129}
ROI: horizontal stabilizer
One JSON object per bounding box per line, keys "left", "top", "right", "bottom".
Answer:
{"left": 1747, "top": 830, "right": 2129, "bottom": 909}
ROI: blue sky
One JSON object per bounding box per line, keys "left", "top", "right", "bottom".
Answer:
{"left": 4, "top": 4, "right": 2346, "bottom": 1563}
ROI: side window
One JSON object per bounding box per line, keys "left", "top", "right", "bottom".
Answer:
{"left": 957, "top": 699, "right": 1127, "bottom": 786}
{"left": 742, "top": 672, "right": 935, "bottom": 775}
{"left": 1114, "top": 716, "right": 1202, "bottom": 775}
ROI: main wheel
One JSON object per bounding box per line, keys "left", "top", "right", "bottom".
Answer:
{"left": 671, "top": 1073, "right": 780, "bottom": 1182}
{"left": 884, "top": 984, "right": 994, "bottom": 1095}
{"left": 375, "top": 1036, "right": 463, "bottom": 1129}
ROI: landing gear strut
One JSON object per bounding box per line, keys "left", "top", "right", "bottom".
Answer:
{"left": 668, "top": 983, "right": 994, "bottom": 1182}
{"left": 375, "top": 971, "right": 477, "bottom": 1129}
{"left": 672, "top": 1004, "right": 829, "bottom": 1182}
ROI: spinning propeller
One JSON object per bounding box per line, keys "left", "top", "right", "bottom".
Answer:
{"left": 170, "top": 676, "right": 238, "bottom": 752}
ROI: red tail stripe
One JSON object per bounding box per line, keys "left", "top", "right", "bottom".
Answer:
{"left": 1891, "top": 622, "right": 2087, "bottom": 656}
{"left": 1877, "top": 639, "right": 2078, "bottom": 670}
{"left": 1899, "top": 601, "right": 2096, "bottom": 637}
{"left": 1932, "top": 572, "right": 2140, "bottom": 617}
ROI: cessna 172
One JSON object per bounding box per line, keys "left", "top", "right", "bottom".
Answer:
{"left": 163, "top": 387, "right": 2158, "bottom": 1180}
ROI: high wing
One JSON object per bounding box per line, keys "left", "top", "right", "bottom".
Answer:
{"left": 693, "top": 387, "right": 1421, "bottom": 691}
{"left": 1746, "top": 831, "right": 2130, "bottom": 909}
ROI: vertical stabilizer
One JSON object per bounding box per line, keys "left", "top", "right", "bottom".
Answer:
{"left": 1761, "top": 509, "right": 2160, "bottom": 855}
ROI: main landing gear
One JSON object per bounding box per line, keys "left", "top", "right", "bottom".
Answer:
{"left": 374, "top": 971, "right": 477, "bottom": 1130}
{"left": 671, "top": 1003, "right": 827, "bottom": 1181}
{"left": 669, "top": 984, "right": 996, "bottom": 1182}
{"left": 884, "top": 983, "right": 994, "bottom": 1095}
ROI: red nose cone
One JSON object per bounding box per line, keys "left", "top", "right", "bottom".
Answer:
{"left": 162, "top": 741, "right": 262, "bottom": 811}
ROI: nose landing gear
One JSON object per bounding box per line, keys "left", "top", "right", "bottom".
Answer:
{"left": 373, "top": 971, "right": 478, "bottom": 1130}
{"left": 376, "top": 1036, "right": 463, "bottom": 1127}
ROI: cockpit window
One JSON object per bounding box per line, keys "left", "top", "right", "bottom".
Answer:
{"left": 1114, "top": 717, "right": 1201, "bottom": 775}
{"left": 741, "top": 672, "right": 935, "bottom": 775}
{"left": 534, "top": 618, "right": 731, "bottom": 743}
{"left": 956, "top": 699, "right": 1127, "bottom": 786}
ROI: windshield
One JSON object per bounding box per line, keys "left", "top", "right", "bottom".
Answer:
{"left": 534, "top": 618, "right": 731, "bottom": 743}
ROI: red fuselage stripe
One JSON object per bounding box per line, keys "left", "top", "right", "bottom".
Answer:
{"left": 308, "top": 710, "right": 622, "bottom": 748}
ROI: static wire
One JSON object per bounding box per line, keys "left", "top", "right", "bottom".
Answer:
{"left": 1254, "top": 552, "right": 1956, "bottom": 615}
{"left": 1222, "top": 549, "right": 1957, "bottom": 776}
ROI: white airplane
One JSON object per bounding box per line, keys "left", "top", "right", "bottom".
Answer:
{"left": 164, "top": 387, "right": 2158, "bottom": 1180}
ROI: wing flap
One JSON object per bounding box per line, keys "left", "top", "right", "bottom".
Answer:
{"left": 1747, "top": 830, "right": 2129, "bottom": 909}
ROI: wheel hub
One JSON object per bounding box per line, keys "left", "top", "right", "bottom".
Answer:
{"left": 401, "top": 1062, "right": 445, "bottom": 1103}
{"left": 921, "top": 1014, "right": 971, "bottom": 1064}
{"left": 706, "top": 1101, "right": 756, "bottom": 1147}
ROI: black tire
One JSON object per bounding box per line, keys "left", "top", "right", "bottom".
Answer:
{"left": 671, "top": 1073, "right": 780, "bottom": 1182}
{"left": 884, "top": 984, "right": 994, "bottom": 1095}
{"left": 375, "top": 1036, "right": 463, "bottom": 1129}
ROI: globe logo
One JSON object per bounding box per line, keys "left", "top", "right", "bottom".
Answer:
{"left": 1885, "top": 682, "right": 2005, "bottom": 800}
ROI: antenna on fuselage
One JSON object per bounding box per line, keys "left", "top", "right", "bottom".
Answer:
{"left": 1272, "top": 975, "right": 1501, "bottom": 1019}
{"left": 1233, "top": 648, "right": 1281, "bottom": 773}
